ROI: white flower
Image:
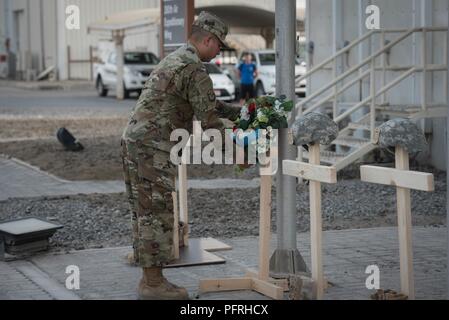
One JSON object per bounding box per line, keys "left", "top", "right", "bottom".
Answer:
{"left": 257, "top": 144, "right": 267, "bottom": 154}
{"left": 240, "top": 106, "right": 250, "bottom": 121}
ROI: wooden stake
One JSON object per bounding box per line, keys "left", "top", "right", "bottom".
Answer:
{"left": 172, "top": 191, "right": 179, "bottom": 260}
{"left": 309, "top": 143, "right": 324, "bottom": 299}
{"left": 178, "top": 138, "right": 190, "bottom": 246}
{"left": 395, "top": 146, "right": 415, "bottom": 299}
{"left": 259, "top": 174, "right": 272, "bottom": 280}
{"left": 199, "top": 170, "right": 283, "bottom": 300}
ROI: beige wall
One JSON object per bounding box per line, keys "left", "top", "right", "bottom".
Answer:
{"left": 58, "top": 0, "right": 159, "bottom": 80}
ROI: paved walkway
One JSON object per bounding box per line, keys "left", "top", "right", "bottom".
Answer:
{"left": 0, "top": 157, "right": 124, "bottom": 201}
{"left": 0, "top": 227, "right": 446, "bottom": 300}
{"left": 0, "top": 156, "right": 446, "bottom": 300}
{"left": 0, "top": 157, "right": 260, "bottom": 201}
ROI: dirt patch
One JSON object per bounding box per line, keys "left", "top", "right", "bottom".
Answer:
{"left": 0, "top": 116, "right": 128, "bottom": 140}
{"left": 0, "top": 135, "right": 259, "bottom": 181}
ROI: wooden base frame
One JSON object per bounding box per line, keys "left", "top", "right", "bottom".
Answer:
{"left": 199, "top": 174, "right": 285, "bottom": 300}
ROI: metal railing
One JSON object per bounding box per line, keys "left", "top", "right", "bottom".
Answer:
{"left": 295, "top": 27, "right": 448, "bottom": 143}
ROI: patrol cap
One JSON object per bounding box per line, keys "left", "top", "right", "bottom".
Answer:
{"left": 192, "top": 11, "right": 230, "bottom": 49}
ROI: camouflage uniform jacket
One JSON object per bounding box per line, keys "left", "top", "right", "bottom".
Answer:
{"left": 122, "top": 43, "right": 239, "bottom": 152}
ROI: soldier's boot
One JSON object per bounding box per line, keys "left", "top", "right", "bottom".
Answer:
{"left": 138, "top": 267, "right": 189, "bottom": 300}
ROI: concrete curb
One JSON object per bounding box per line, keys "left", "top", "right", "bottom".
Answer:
{"left": 0, "top": 80, "right": 94, "bottom": 91}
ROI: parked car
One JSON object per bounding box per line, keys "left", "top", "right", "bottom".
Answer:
{"left": 94, "top": 51, "right": 160, "bottom": 98}
{"left": 204, "top": 62, "right": 236, "bottom": 102}
{"left": 235, "top": 49, "right": 307, "bottom": 97}
{"left": 210, "top": 48, "right": 240, "bottom": 96}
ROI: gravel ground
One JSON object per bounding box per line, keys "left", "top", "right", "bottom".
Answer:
{"left": 0, "top": 169, "right": 445, "bottom": 253}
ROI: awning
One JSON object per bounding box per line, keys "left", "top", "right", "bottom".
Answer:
{"left": 87, "top": 8, "right": 160, "bottom": 34}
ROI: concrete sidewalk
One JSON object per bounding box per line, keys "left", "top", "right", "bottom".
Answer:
{"left": 0, "top": 157, "right": 124, "bottom": 201}
{"left": 0, "top": 227, "right": 446, "bottom": 300}
{"left": 0, "top": 156, "right": 261, "bottom": 201}
{"left": 0, "top": 79, "right": 94, "bottom": 91}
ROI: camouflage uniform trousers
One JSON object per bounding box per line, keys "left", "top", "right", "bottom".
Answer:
{"left": 121, "top": 139, "right": 177, "bottom": 267}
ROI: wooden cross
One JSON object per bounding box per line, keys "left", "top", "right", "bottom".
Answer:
{"left": 283, "top": 143, "right": 337, "bottom": 299}
{"left": 199, "top": 157, "right": 287, "bottom": 299}
{"left": 360, "top": 145, "right": 434, "bottom": 300}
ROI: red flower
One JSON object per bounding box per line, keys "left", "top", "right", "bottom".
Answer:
{"left": 248, "top": 102, "right": 256, "bottom": 113}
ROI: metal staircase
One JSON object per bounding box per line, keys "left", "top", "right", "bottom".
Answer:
{"left": 294, "top": 27, "right": 448, "bottom": 171}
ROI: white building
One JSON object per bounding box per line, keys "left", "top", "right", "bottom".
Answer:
{"left": 0, "top": 0, "right": 159, "bottom": 80}
{"left": 304, "top": 0, "right": 448, "bottom": 170}
{"left": 0, "top": 0, "right": 304, "bottom": 81}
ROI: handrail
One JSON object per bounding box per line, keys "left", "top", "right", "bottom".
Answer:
{"left": 294, "top": 30, "right": 375, "bottom": 84}
{"left": 296, "top": 28, "right": 415, "bottom": 109}
{"left": 302, "top": 69, "right": 371, "bottom": 116}
{"left": 334, "top": 67, "right": 416, "bottom": 123}
{"left": 295, "top": 27, "right": 447, "bottom": 84}
{"left": 295, "top": 26, "right": 448, "bottom": 168}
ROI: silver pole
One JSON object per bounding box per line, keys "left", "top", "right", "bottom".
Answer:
{"left": 446, "top": 19, "right": 449, "bottom": 300}
{"left": 270, "top": 0, "right": 308, "bottom": 277}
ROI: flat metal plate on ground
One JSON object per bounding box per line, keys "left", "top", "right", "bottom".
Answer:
{"left": 0, "top": 218, "right": 62, "bottom": 236}
{"left": 166, "top": 238, "right": 232, "bottom": 268}
{"left": 0, "top": 218, "right": 63, "bottom": 258}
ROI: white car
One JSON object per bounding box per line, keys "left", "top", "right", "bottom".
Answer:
{"left": 204, "top": 63, "right": 235, "bottom": 102}
{"left": 94, "top": 51, "right": 160, "bottom": 98}
{"left": 236, "top": 50, "right": 307, "bottom": 97}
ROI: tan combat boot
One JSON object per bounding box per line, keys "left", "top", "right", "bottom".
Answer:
{"left": 138, "top": 267, "right": 189, "bottom": 300}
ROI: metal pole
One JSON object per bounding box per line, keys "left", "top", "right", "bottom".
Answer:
{"left": 270, "top": 0, "right": 308, "bottom": 278}
{"left": 444, "top": 17, "right": 449, "bottom": 299}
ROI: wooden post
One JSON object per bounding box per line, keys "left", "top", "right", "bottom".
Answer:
{"left": 395, "top": 146, "right": 415, "bottom": 299}
{"left": 259, "top": 174, "right": 272, "bottom": 281}
{"left": 172, "top": 191, "right": 180, "bottom": 260}
{"left": 67, "top": 45, "right": 71, "bottom": 80}
{"left": 309, "top": 143, "right": 324, "bottom": 299}
{"left": 178, "top": 136, "right": 190, "bottom": 246}
{"left": 199, "top": 168, "right": 284, "bottom": 300}
{"left": 114, "top": 31, "right": 125, "bottom": 100}
{"left": 283, "top": 149, "right": 337, "bottom": 300}
{"left": 89, "top": 46, "right": 94, "bottom": 81}
{"left": 361, "top": 152, "right": 434, "bottom": 300}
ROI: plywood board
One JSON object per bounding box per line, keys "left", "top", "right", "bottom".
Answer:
{"left": 166, "top": 238, "right": 230, "bottom": 268}
{"left": 283, "top": 160, "right": 337, "bottom": 184}
{"left": 360, "top": 165, "right": 434, "bottom": 191}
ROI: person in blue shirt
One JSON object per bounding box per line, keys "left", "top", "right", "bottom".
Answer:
{"left": 238, "top": 53, "right": 258, "bottom": 104}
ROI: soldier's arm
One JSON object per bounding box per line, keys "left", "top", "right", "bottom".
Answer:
{"left": 187, "top": 68, "right": 232, "bottom": 135}
{"left": 216, "top": 100, "right": 241, "bottom": 121}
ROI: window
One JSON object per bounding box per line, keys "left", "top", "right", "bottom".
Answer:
{"left": 259, "top": 53, "right": 276, "bottom": 66}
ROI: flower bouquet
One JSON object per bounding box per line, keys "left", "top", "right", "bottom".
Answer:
{"left": 231, "top": 95, "right": 294, "bottom": 169}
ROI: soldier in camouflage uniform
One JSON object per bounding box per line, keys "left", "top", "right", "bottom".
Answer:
{"left": 121, "top": 11, "right": 240, "bottom": 300}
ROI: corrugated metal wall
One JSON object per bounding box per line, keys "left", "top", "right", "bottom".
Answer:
{"left": 308, "top": 0, "right": 448, "bottom": 105}
{"left": 307, "top": 0, "right": 448, "bottom": 170}
{"left": 59, "top": 0, "right": 159, "bottom": 80}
